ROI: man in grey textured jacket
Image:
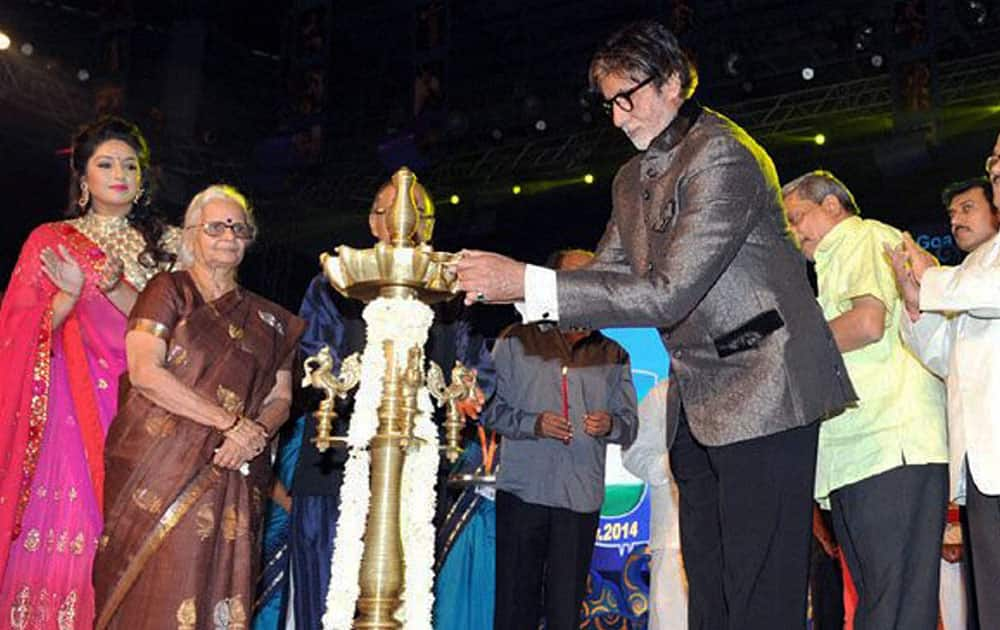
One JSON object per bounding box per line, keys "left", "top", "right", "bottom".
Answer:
{"left": 456, "top": 19, "right": 855, "bottom": 629}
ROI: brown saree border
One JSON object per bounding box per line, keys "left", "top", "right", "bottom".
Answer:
{"left": 95, "top": 465, "right": 222, "bottom": 629}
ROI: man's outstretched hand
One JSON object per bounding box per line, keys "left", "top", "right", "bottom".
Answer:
{"left": 454, "top": 250, "right": 527, "bottom": 305}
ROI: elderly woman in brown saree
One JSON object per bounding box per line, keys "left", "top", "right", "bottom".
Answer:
{"left": 93, "top": 185, "right": 305, "bottom": 629}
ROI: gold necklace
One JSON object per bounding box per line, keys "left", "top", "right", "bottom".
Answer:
{"left": 68, "top": 211, "right": 165, "bottom": 290}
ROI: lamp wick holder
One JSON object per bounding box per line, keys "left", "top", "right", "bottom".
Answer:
{"left": 301, "top": 345, "right": 362, "bottom": 453}
{"left": 427, "top": 360, "right": 476, "bottom": 464}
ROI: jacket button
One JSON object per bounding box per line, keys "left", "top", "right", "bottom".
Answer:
{"left": 642, "top": 190, "right": 651, "bottom": 201}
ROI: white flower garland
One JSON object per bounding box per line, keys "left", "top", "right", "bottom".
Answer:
{"left": 396, "top": 389, "right": 438, "bottom": 629}
{"left": 322, "top": 297, "right": 437, "bottom": 630}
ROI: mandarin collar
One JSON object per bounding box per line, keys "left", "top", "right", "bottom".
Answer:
{"left": 645, "top": 99, "right": 702, "bottom": 158}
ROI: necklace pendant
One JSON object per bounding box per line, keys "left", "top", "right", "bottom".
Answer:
{"left": 228, "top": 324, "right": 245, "bottom": 340}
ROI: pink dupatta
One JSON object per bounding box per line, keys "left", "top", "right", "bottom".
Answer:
{"left": 0, "top": 222, "right": 128, "bottom": 620}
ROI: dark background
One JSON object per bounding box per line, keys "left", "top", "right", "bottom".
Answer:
{"left": 1, "top": 0, "right": 998, "bottom": 326}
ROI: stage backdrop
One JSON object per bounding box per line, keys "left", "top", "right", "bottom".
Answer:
{"left": 581, "top": 327, "right": 669, "bottom": 629}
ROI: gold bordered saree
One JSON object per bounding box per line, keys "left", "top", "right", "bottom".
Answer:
{"left": 93, "top": 271, "right": 304, "bottom": 630}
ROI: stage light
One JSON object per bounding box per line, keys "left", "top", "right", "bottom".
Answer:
{"left": 449, "top": 194, "right": 460, "bottom": 205}
{"left": 584, "top": 174, "right": 595, "bottom": 184}
{"left": 534, "top": 119, "right": 547, "bottom": 132}
{"left": 512, "top": 185, "right": 522, "bottom": 195}
{"left": 77, "top": 68, "right": 90, "bottom": 82}
{"left": 854, "top": 24, "right": 875, "bottom": 52}
{"left": 20, "top": 42, "right": 33, "bottom": 56}
{"left": 490, "top": 128, "right": 504, "bottom": 143}
{"left": 801, "top": 67, "right": 815, "bottom": 81}
{"left": 870, "top": 53, "right": 884, "bottom": 68}
{"left": 814, "top": 133, "right": 826, "bottom": 146}
{"left": 956, "top": 0, "right": 990, "bottom": 28}
{"left": 0, "top": 32, "right": 11, "bottom": 51}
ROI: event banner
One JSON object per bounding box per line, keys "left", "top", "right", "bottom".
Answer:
{"left": 581, "top": 327, "right": 670, "bottom": 629}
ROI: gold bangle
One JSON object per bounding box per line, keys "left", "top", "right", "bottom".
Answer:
{"left": 130, "top": 318, "right": 170, "bottom": 339}
{"left": 219, "top": 414, "right": 240, "bottom": 433}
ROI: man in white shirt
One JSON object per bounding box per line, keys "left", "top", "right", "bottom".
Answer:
{"left": 621, "top": 380, "right": 687, "bottom": 630}
{"left": 887, "top": 165, "right": 1000, "bottom": 629}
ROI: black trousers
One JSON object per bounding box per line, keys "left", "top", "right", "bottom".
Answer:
{"left": 669, "top": 414, "right": 819, "bottom": 630}
{"left": 493, "top": 490, "right": 600, "bottom": 630}
{"left": 810, "top": 508, "right": 845, "bottom": 630}
{"left": 959, "top": 505, "right": 981, "bottom": 630}
{"left": 965, "top": 467, "right": 1000, "bottom": 630}
{"left": 829, "top": 463, "right": 948, "bottom": 630}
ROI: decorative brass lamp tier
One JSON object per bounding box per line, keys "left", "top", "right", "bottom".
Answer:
{"left": 320, "top": 167, "right": 461, "bottom": 303}
{"left": 320, "top": 243, "right": 460, "bottom": 303}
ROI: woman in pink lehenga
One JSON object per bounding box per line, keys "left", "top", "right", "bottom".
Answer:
{"left": 0, "top": 117, "right": 180, "bottom": 629}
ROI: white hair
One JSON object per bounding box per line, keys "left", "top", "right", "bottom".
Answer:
{"left": 177, "top": 184, "right": 255, "bottom": 268}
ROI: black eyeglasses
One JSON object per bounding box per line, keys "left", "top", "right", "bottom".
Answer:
{"left": 185, "top": 220, "right": 256, "bottom": 240}
{"left": 601, "top": 75, "right": 657, "bottom": 116}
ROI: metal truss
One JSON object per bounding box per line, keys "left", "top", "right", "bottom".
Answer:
{"left": 303, "top": 49, "right": 1000, "bottom": 213}
{"left": 937, "top": 51, "right": 1000, "bottom": 108}
{"left": 0, "top": 53, "right": 90, "bottom": 131}
{"left": 0, "top": 55, "right": 247, "bottom": 194}
{"left": 724, "top": 76, "right": 893, "bottom": 137}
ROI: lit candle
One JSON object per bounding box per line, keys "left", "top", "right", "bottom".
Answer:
{"left": 561, "top": 365, "right": 569, "bottom": 420}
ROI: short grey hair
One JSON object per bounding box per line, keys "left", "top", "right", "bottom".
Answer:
{"left": 589, "top": 20, "right": 698, "bottom": 100}
{"left": 178, "top": 184, "right": 255, "bottom": 268}
{"left": 781, "top": 170, "right": 860, "bottom": 216}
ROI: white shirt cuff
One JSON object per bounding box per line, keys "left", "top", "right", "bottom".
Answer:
{"left": 514, "top": 264, "right": 559, "bottom": 323}
{"left": 918, "top": 267, "right": 953, "bottom": 312}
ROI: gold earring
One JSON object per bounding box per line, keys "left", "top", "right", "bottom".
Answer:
{"left": 78, "top": 182, "right": 90, "bottom": 209}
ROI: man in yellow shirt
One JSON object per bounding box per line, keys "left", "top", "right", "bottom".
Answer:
{"left": 783, "top": 170, "right": 948, "bottom": 630}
